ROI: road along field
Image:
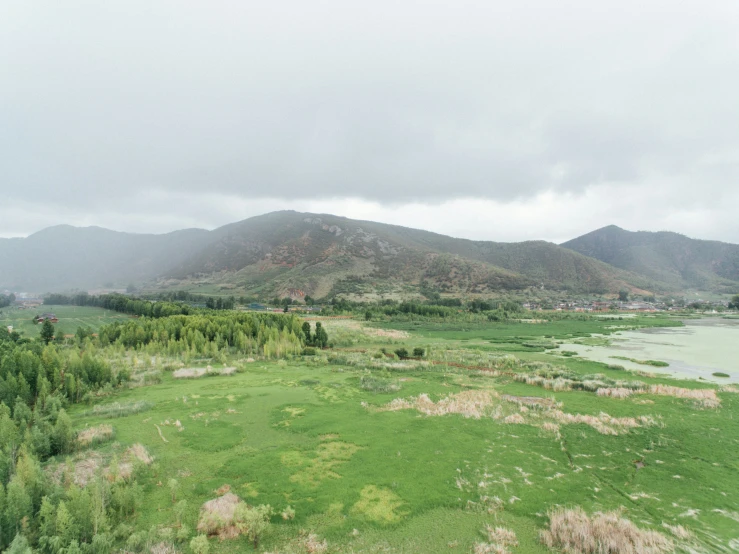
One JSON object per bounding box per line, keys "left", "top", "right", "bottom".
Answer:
{"left": 68, "top": 315, "right": 739, "bottom": 553}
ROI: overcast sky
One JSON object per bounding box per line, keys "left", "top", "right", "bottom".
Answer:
{"left": 2, "top": 1, "right": 738, "bottom": 244}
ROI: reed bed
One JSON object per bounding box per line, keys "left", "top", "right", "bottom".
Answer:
{"left": 76, "top": 424, "right": 115, "bottom": 447}
{"left": 540, "top": 507, "right": 674, "bottom": 553}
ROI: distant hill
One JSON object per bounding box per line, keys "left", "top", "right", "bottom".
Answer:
{"left": 561, "top": 225, "right": 739, "bottom": 293}
{"left": 161, "top": 211, "right": 655, "bottom": 297}
{"left": 0, "top": 225, "right": 213, "bottom": 292}
{"left": 5, "top": 212, "right": 726, "bottom": 297}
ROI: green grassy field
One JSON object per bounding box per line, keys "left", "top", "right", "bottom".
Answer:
{"left": 0, "top": 304, "right": 135, "bottom": 337}
{"left": 65, "top": 316, "right": 739, "bottom": 553}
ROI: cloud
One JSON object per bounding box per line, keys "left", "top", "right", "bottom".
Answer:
{"left": 0, "top": 0, "right": 738, "bottom": 242}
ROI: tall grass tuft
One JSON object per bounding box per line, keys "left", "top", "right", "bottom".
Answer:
{"left": 360, "top": 375, "right": 401, "bottom": 393}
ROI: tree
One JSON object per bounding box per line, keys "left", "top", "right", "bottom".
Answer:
{"left": 301, "top": 322, "right": 312, "bottom": 345}
{"left": 234, "top": 503, "right": 272, "bottom": 549}
{"left": 168, "top": 478, "right": 179, "bottom": 503}
{"left": 5, "top": 477, "right": 32, "bottom": 535}
{"left": 729, "top": 294, "right": 739, "bottom": 310}
{"left": 618, "top": 290, "right": 629, "bottom": 302}
{"left": 40, "top": 320, "right": 55, "bottom": 344}
{"left": 313, "top": 323, "right": 328, "bottom": 348}
{"left": 53, "top": 409, "right": 74, "bottom": 455}
{"left": 6, "top": 534, "right": 32, "bottom": 554}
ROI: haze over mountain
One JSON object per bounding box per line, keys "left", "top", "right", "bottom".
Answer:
{"left": 562, "top": 225, "right": 739, "bottom": 293}
{"left": 3, "top": 211, "right": 737, "bottom": 297}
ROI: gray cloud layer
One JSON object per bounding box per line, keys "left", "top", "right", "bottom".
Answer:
{"left": 1, "top": 1, "right": 738, "bottom": 240}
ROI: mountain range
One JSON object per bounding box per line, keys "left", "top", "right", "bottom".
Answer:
{"left": 1, "top": 211, "right": 737, "bottom": 297}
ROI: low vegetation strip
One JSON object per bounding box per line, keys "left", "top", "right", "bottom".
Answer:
{"left": 86, "top": 400, "right": 153, "bottom": 418}
{"left": 610, "top": 355, "right": 670, "bottom": 367}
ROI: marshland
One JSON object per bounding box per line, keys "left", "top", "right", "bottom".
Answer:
{"left": 1, "top": 300, "right": 738, "bottom": 553}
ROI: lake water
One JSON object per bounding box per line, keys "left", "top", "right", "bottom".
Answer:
{"left": 558, "top": 317, "right": 739, "bottom": 383}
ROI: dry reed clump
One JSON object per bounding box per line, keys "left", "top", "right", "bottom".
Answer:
{"left": 540, "top": 507, "right": 674, "bottom": 553}
{"left": 197, "top": 492, "right": 241, "bottom": 539}
{"left": 502, "top": 395, "right": 557, "bottom": 408}
{"left": 540, "top": 422, "right": 561, "bottom": 436}
{"left": 118, "top": 443, "right": 154, "bottom": 479}
{"left": 148, "top": 542, "right": 179, "bottom": 554}
{"left": 299, "top": 533, "right": 328, "bottom": 553}
{"left": 548, "top": 410, "right": 653, "bottom": 436}
{"left": 719, "top": 385, "right": 738, "bottom": 393}
{"left": 372, "top": 391, "right": 655, "bottom": 435}
{"left": 49, "top": 452, "right": 104, "bottom": 487}
{"left": 76, "top": 424, "right": 114, "bottom": 447}
{"left": 647, "top": 385, "right": 720, "bottom": 408}
{"left": 125, "top": 443, "right": 154, "bottom": 464}
{"left": 504, "top": 413, "right": 526, "bottom": 424}
{"left": 596, "top": 387, "right": 633, "bottom": 399}
{"left": 662, "top": 523, "right": 693, "bottom": 540}
{"left": 473, "top": 543, "right": 509, "bottom": 554}
{"left": 377, "top": 390, "right": 500, "bottom": 419}
{"left": 173, "top": 367, "right": 207, "bottom": 379}
{"left": 473, "top": 524, "right": 518, "bottom": 553}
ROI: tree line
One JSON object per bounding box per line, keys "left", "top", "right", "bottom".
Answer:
{"left": 0, "top": 294, "right": 15, "bottom": 309}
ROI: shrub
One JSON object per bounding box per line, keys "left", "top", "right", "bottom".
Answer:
{"left": 394, "top": 348, "right": 409, "bottom": 358}
{"left": 190, "top": 535, "right": 210, "bottom": 554}
{"left": 412, "top": 347, "right": 425, "bottom": 357}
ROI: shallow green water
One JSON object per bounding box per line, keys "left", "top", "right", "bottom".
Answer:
{"left": 559, "top": 317, "right": 739, "bottom": 383}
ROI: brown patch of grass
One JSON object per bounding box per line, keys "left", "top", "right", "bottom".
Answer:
{"left": 215, "top": 484, "right": 231, "bottom": 495}
{"left": 540, "top": 507, "right": 673, "bottom": 553}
